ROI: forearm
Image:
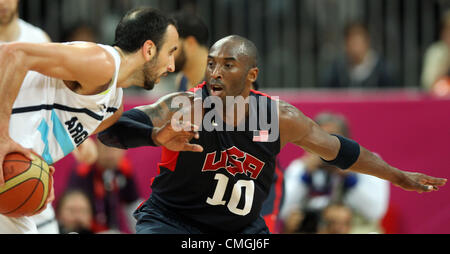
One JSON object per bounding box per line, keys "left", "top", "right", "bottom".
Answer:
{"left": 348, "top": 146, "right": 404, "bottom": 184}
{"left": 97, "top": 108, "right": 157, "bottom": 149}
{"left": 0, "top": 44, "right": 29, "bottom": 131}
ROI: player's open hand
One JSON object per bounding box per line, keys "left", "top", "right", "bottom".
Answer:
{"left": 0, "top": 134, "right": 33, "bottom": 186}
{"left": 153, "top": 119, "right": 204, "bottom": 153}
{"left": 393, "top": 171, "right": 447, "bottom": 193}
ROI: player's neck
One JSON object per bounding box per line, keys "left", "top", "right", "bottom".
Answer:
{"left": 220, "top": 103, "right": 250, "bottom": 128}
{"left": 220, "top": 91, "right": 251, "bottom": 127}
{"left": 115, "top": 47, "right": 144, "bottom": 88}
{"left": 0, "top": 17, "right": 20, "bottom": 42}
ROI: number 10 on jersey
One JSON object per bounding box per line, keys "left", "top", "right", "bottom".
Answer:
{"left": 206, "top": 173, "right": 255, "bottom": 216}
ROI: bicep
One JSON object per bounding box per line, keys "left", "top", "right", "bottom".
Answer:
{"left": 21, "top": 42, "right": 115, "bottom": 87}
{"left": 280, "top": 101, "right": 340, "bottom": 161}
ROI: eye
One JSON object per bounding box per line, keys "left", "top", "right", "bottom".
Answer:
{"left": 225, "top": 63, "right": 233, "bottom": 68}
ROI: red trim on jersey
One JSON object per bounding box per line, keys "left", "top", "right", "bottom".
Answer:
{"left": 157, "top": 147, "right": 180, "bottom": 172}
{"left": 250, "top": 89, "right": 275, "bottom": 100}
{"left": 272, "top": 165, "right": 284, "bottom": 218}
{"left": 189, "top": 81, "right": 207, "bottom": 93}
{"left": 263, "top": 165, "right": 284, "bottom": 234}
{"left": 136, "top": 200, "right": 145, "bottom": 210}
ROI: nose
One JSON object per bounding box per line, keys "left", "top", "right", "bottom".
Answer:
{"left": 167, "top": 55, "right": 175, "bottom": 73}
{"left": 211, "top": 65, "right": 222, "bottom": 80}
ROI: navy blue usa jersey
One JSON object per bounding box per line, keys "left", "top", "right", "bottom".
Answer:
{"left": 150, "top": 83, "right": 281, "bottom": 232}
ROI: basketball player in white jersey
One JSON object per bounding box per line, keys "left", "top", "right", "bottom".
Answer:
{"left": 0, "top": 7, "right": 201, "bottom": 234}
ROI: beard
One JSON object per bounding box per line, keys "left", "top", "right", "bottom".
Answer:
{"left": 0, "top": 6, "right": 18, "bottom": 26}
{"left": 142, "top": 56, "right": 160, "bottom": 91}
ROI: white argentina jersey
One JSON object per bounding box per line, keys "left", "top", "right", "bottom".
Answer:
{"left": 8, "top": 43, "right": 122, "bottom": 165}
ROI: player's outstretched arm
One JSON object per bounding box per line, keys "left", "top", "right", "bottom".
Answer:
{"left": 98, "top": 92, "right": 203, "bottom": 153}
{"left": 279, "top": 100, "right": 447, "bottom": 193}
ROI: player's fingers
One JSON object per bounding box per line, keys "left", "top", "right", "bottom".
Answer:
{"left": 181, "top": 121, "right": 200, "bottom": 132}
{"left": 13, "top": 144, "right": 33, "bottom": 161}
{"left": 183, "top": 143, "right": 204, "bottom": 153}
{"left": 0, "top": 163, "right": 4, "bottom": 186}
{"left": 174, "top": 122, "right": 200, "bottom": 139}
{"left": 49, "top": 166, "right": 55, "bottom": 175}
{"left": 417, "top": 183, "right": 436, "bottom": 193}
{"left": 424, "top": 175, "right": 447, "bottom": 186}
{"left": 47, "top": 183, "right": 55, "bottom": 204}
{"left": 0, "top": 153, "right": 6, "bottom": 186}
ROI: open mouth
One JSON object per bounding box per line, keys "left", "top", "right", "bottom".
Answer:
{"left": 210, "top": 84, "right": 224, "bottom": 96}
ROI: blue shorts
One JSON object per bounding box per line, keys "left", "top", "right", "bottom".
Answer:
{"left": 133, "top": 197, "right": 270, "bottom": 234}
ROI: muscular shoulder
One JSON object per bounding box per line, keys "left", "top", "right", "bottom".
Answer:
{"left": 278, "top": 100, "right": 313, "bottom": 147}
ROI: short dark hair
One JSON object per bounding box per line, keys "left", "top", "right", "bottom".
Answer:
{"left": 114, "top": 7, "right": 177, "bottom": 53}
{"left": 170, "top": 11, "right": 209, "bottom": 47}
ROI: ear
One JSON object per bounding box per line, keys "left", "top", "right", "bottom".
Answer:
{"left": 247, "top": 67, "right": 259, "bottom": 83}
{"left": 142, "top": 40, "right": 157, "bottom": 62}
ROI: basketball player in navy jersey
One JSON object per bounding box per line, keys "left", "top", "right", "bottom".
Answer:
{"left": 99, "top": 35, "right": 447, "bottom": 234}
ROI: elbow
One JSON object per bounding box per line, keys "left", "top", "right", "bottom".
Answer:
{"left": 0, "top": 43, "right": 28, "bottom": 71}
{"left": 97, "top": 128, "right": 127, "bottom": 150}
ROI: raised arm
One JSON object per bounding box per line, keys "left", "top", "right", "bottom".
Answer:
{"left": 98, "top": 92, "right": 203, "bottom": 152}
{"left": 279, "top": 100, "right": 447, "bottom": 193}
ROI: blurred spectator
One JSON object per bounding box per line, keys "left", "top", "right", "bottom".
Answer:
{"left": 171, "top": 10, "right": 209, "bottom": 91}
{"left": 317, "top": 203, "right": 353, "bottom": 234}
{"left": 321, "top": 21, "right": 396, "bottom": 89}
{"left": 0, "top": 0, "right": 59, "bottom": 234}
{"left": 66, "top": 137, "right": 143, "bottom": 234}
{"left": 421, "top": 10, "right": 450, "bottom": 95}
{"left": 0, "top": 0, "right": 50, "bottom": 43}
{"left": 56, "top": 189, "right": 94, "bottom": 234}
{"left": 280, "top": 112, "right": 389, "bottom": 234}
{"left": 151, "top": 10, "right": 209, "bottom": 96}
{"left": 61, "top": 22, "right": 98, "bottom": 42}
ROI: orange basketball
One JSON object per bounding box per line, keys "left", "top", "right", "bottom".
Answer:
{"left": 0, "top": 152, "right": 52, "bottom": 217}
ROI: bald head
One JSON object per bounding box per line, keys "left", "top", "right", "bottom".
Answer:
{"left": 205, "top": 35, "right": 260, "bottom": 98}
{"left": 210, "top": 35, "right": 258, "bottom": 69}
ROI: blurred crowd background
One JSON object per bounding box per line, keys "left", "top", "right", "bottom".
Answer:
{"left": 17, "top": 0, "right": 450, "bottom": 91}
{"left": 5, "top": 0, "right": 450, "bottom": 234}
